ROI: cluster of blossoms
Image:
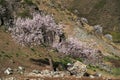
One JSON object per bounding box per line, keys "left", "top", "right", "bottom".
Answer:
{"left": 55, "top": 37, "right": 103, "bottom": 65}
{"left": 9, "top": 12, "right": 102, "bottom": 64}
{"left": 9, "top": 13, "right": 63, "bottom": 46}
{"left": 56, "top": 37, "right": 99, "bottom": 60}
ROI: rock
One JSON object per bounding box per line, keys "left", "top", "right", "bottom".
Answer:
{"left": 59, "top": 71, "right": 70, "bottom": 77}
{"left": 3, "top": 77, "right": 16, "bottom": 80}
{"left": 104, "top": 34, "right": 112, "bottom": 41}
{"left": 89, "top": 75, "right": 95, "bottom": 78}
{"left": 32, "top": 70, "right": 40, "bottom": 74}
{"left": 41, "top": 69, "right": 50, "bottom": 74}
{"left": 94, "top": 72, "right": 102, "bottom": 77}
{"left": 80, "top": 17, "right": 88, "bottom": 24}
{"left": 18, "top": 66, "right": 25, "bottom": 71}
{"left": 93, "top": 25, "right": 103, "bottom": 34}
{"left": 4, "top": 67, "right": 13, "bottom": 75}
{"left": 53, "top": 75, "right": 60, "bottom": 78}
{"left": 67, "top": 61, "right": 87, "bottom": 77}
{"left": 0, "top": 5, "right": 6, "bottom": 16}
{"left": 41, "top": 69, "right": 51, "bottom": 77}
{"left": 37, "top": 78, "right": 44, "bottom": 80}
{"left": 18, "top": 66, "right": 25, "bottom": 74}
{"left": 52, "top": 71, "right": 65, "bottom": 77}
{"left": 67, "top": 63, "right": 72, "bottom": 66}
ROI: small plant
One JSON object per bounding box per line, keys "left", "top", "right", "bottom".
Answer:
{"left": 17, "top": 9, "right": 32, "bottom": 18}
{"left": 75, "top": 58, "right": 83, "bottom": 62}
{"left": 30, "top": 48, "right": 35, "bottom": 52}
{"left": 16, "top": 53, "right": 19, "bottom": 57}
{"left": 24, "top": 0, "right": 33, "bottom": 5}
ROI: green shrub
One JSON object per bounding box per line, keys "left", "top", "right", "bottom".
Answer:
{"left": 24, "top": 0, "right": 33, "bottom": 5}
{"left": 17, "top": 9, "right": 32, "bottom": 18}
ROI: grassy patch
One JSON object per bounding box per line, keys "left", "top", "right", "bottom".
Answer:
{"left": 94, "top": 0, "right": 106, "bottom": 10}
{"left": 53, "top": 56, "right": 73, "bottom": 70}
{"left": 17, "top": 9, "right": 32, "bottom": 18}
{"left": 112, "top": 68, "right": 120, "bottom": 76}
{"left": 0, "top": 51, "right": 12, "bottom": 59}
{"left": 0, "top": 26, "right": 8, "bottom": 32}
{"left": 110, "top": 32, "right": 120, "bottom": 42}
{"left": 104, "top": 56, "right": 119, "bottom": 61}
{"left": 60, "top": 56, "right": 72, "bottom": 66}
{"left": 87, "top": 64, "right": 98, "bottom": 72}
{"left": 75, "top": 58, "right": 83, "bottom": 62}
{"left": 24, "top": 0, "right": 33, "bottom": 5}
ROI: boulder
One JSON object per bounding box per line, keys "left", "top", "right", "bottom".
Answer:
{"left": 104, "top": 34, "right": 112, "bottom": 41}
{"left": 89, "top": 75, "right": 95, "bottom": 78}
{"left": 32, "top": 70, "right": 40, "bottom": 74}
{"left": 67, "top": 61, "right": 87, "bottom": 77}
{"left": 18, "top": 66, "right": 25, "bottom": 71}
{"left": 80, "top": 17, "right": 88, "bottom": 24}
{"left": 41, "top": 69, "right": 52, "bottom": 77}
{"left": 4, "top": 67, "right": 13, "bottom": 75}
{"left": 93, "top": 25, "right": 103, "bottom": 34}
{"left": 18, "top": 66, "right": 25, "bottom": 74}
{"left": 94, "top": 72, "right": 102, "bottom": 77}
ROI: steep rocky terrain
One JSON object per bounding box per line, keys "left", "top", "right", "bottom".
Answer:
{"left": 60, "top": 0, "right": 120, "bottom": 42}
{"left": 0, "top": 0, "right": 120, "bottom": 79}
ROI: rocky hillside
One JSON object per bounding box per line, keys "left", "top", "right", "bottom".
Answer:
{"left": 0, "top": 0, "right": 120, "bottom": 79}
{"left": 60, "top": 0, "right": 120, "bottom": 42}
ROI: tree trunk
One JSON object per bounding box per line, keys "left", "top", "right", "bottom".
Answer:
{"left": 48, "top": 57, "right": 54, "bottom": 71}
